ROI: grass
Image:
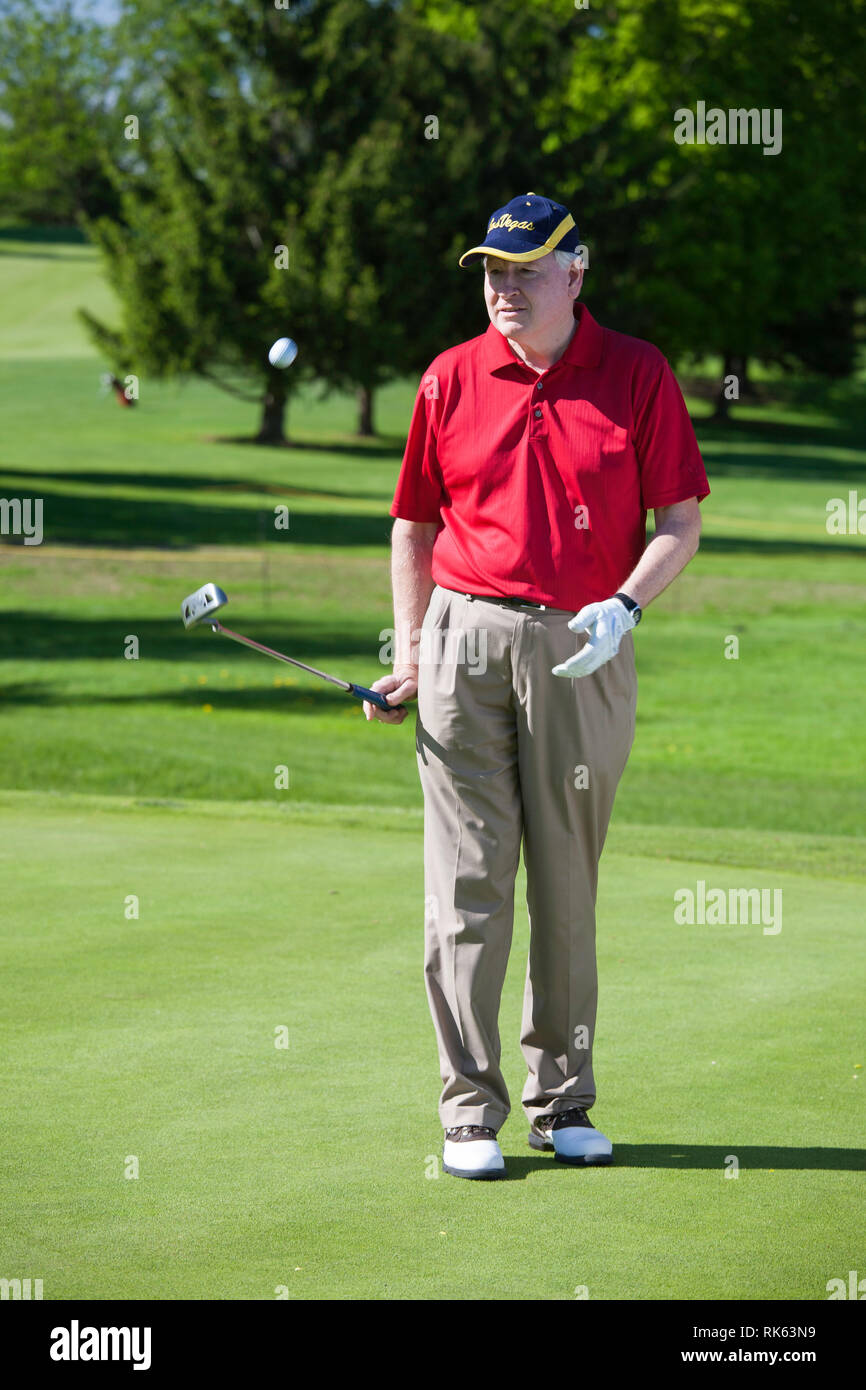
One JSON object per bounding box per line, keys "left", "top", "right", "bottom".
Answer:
{"left": 0, "top": 225, "right": 118, "bottom": 360}
{"left": 0, "top": 794, "right": 862, "bottom": 1300}
{"left": 0, "top": 226, "right": 864, "bottom": 1300}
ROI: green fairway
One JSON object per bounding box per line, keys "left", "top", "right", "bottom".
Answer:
{"left": 1, "top": 795, "right": 863, "bottom": 1301}
{"left": 1, "top": 228, "right": 864, "bottom": 1302}
{"left": 0, "top": 228, "right": 119, "bottom": 360}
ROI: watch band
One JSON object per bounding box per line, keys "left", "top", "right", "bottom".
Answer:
{"left": 614, "top": 591, "right": 642, "bottom": 623}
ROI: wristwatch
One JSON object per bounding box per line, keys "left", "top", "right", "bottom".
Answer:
{"left": 614, "top": 591, "right": 642, "bottom": 625}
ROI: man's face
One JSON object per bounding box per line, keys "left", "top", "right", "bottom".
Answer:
{"left": 484, "top": 251, "right": 582, "bottom": 341}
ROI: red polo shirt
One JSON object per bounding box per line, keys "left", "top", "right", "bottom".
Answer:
{"left": 389, "top": 302, "right": 709, "bottom": 610}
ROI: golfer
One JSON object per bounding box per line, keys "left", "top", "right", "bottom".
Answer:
{"left": 364, "top": 193, "right": 710, "bottom": 1179}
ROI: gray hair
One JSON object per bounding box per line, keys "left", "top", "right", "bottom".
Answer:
{"left": 553, "top": 247, "right": 586, "bottom": 272}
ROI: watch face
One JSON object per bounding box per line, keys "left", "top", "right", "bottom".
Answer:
{"left": 632, "top": 606, "right": 642, "bottom": 624}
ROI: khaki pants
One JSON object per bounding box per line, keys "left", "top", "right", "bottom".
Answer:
{"left": 415, "top": 586, "right": 637, "bottom": 1132}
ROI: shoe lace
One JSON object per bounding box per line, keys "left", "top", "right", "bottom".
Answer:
{"left": 538, "top": 1107, "right": 589, "bottom": 1131}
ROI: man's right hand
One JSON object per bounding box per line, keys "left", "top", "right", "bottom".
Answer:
{"left": 363, "top": 663, "right": 418, "bottom": 724}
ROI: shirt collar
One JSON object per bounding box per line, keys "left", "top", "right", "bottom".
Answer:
{"left": 483, "top": 301, "right": 603, "bottom": 375}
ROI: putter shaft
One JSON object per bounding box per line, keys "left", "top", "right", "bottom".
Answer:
{"left": 209, "top": 621, "right": 352, "bottom": 691}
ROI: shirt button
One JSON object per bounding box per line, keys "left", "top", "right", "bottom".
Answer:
{"left": 534, "top": 407, "right": 542, "bottom": 419}
{"left": 536, "top": 381, "right": 543, "bottom": 390}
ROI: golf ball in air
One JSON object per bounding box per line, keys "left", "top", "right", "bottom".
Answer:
{"left": 268, "top": 337, "right": 298, "bottom": 369}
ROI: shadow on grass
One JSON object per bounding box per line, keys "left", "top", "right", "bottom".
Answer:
{"left": 499, "top": 1145, "right": 866, "bottom": 1179}
{"left": 690, "top": 534, "right": 865, "bottom": 557}
{"left": 0, "top": 466, "right": 392, "bottom": 503}
{"left": 0, "top": 224, "right": 90, "bottom": 261}
{"left": 0, "top": 224, "right": 88, "bottom": 245}
{"left": 0, "top": 489, "right": 392, "bottom": 548}
{"left": 694, "top": 413, "right": 866, "bottom": 476}
{"left": 0, "top": 613, "right": 391, "bottom": 664}
{"left": 209, "top": 434, "right": 406, "bottom": 458}
{"left": 698, "top": 447, "right": 866, "bottom": 484}
{"left": 697, "top": 451, "right": 866, "bottom": 486}
{"left": 0, "top": 680, "right": 390, "bottom": 713}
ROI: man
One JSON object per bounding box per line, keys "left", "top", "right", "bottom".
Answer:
{"left": 364, "top": 193, "right": 710, "bottom": 1180}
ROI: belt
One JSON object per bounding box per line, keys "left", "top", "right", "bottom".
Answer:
{"left": 462, "top": 591, "right": 549, "bottom": 611}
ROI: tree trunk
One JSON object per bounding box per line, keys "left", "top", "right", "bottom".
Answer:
{"left": 712, "top": 352, "right": 748, "bottom": 421}
{"left": 357, "top": 385, "right": 375, "bottom": 437}
{"left": 256, "top": 383, "right": 288, "bottom": 444}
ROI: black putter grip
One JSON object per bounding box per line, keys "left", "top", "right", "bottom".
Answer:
{"left": 349, "top": 683, "right": 406, "bottom": 713}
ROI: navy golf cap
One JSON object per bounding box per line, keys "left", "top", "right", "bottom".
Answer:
{"left": 458, "top": 192, "right": 581, "bottom": 268}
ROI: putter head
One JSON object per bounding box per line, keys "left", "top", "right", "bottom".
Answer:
{"left": 181, "top": 583, "right": 228, "bottom": 629}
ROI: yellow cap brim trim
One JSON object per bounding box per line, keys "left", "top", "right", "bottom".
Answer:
{"left": 458, "top": 212, "right": 576, "bottom": 268}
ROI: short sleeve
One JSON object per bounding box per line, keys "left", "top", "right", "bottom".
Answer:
{"left": 389, "top": 370, "right": 446, "bottom": 522}
{"left": 632, "top": 356, "right": 710, "bottom": 509}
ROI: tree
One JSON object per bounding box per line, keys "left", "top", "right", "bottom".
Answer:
{"left": 0, "top": 0, "right": 119, "bottom": 223}
{"left": 302, "top": 0, "right": 578, "bottom": 434}
{"left": 545, "top": 0, "right": 866, "bottom": 412}
{"left": 80, "top": 0, "right": 578, "bottom": 441}
{"left": 81, "top": 1, "right": 332, "bottom": 442}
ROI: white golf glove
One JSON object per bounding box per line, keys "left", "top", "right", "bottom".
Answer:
{"left": 552, "top": 597, "right": 637, "bottom": 679}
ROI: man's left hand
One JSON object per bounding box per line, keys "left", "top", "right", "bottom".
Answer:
{"left": 552, "top": 598, "right": 637, "bottom": 679}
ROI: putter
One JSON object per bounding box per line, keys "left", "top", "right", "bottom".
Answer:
{"left": 180, "top": 583, "right": 405, "bottom": 714}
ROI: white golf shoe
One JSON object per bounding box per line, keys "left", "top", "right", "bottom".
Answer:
{"left": 442, "top": 1124, "right": 506, "bottom": 1180}
{"left": 528, "top": 1107, "right": 613, "bottom": 1165}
